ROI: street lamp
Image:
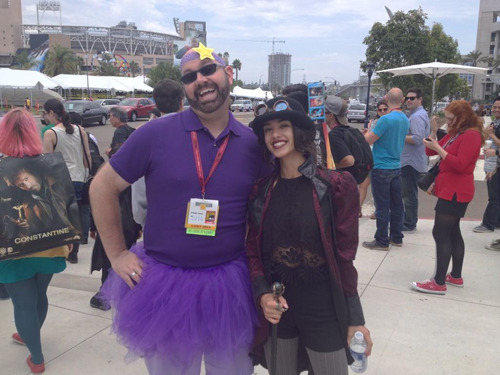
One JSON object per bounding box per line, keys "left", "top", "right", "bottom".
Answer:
{"left": 363, "top": 61, "right": 375, "bottom": 129}
{"left": 85, "top": 54, "right": 90, "bottom": 99}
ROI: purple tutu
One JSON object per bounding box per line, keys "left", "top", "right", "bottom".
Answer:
{"left": 100, "top": 242, "right": 258, "bottom": 372}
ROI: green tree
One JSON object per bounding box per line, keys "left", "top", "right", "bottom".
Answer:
{"left": 129, "top": 61, "right": 140, "bottom": 77}
{"left": 12, "top": 50, "right": 37, "bottom": 70}
{"left": 147, "top": 61, "right": 181, "bottom": 87}
{"left": 232, "top": 59, "right": 242, "bottom": 82}
{"left": 231, "top": 79, "right": 243, "bottom": 90}
{"left": 94, "top": 61, "right": 119, "bottom": 76}
{"left": 43, "top": 44, "right": 78, "bottom": 76}
{"left": 363, "top": 7, "right": 466, "bottom": 107}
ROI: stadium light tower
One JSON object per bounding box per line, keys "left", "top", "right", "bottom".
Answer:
{"left": 36, "top": 1, "right": 62, "bottom": 28}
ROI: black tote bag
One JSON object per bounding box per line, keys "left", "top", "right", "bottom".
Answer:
{"left": 0, "top": 153, "right": 82, "bottom": 259}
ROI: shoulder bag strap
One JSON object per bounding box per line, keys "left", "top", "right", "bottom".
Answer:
{"left": 50, "top": 128, "right": 58, "bottom": 149}
{"left": 77, "top": 126, "right": 91, "bottom": 180}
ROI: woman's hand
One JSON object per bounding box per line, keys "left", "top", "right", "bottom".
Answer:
{"left": 484, "top": 148, "right": 496, "bottom": 158}
{"left": 347, "top": 325, "right": 373, "bottom": 356}
{"left": 423, "top": 137, "right": 438, "bottom": 151}
{"left": 426, "top": 182, "right": 435, "bottom": 196}
{"left": 259, "top": 293, "right": 289, "bottom": 324}
{"left": 430, "top": 116, "right": 441, "bottom": 134}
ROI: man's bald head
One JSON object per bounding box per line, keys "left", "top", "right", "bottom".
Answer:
{"left": 386, "top": 88, "right": 404, "bottom": 107}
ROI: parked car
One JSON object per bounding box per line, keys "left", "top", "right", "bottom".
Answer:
{"left": 347, "top": 103, "right": 367, "bottom": 123}
{"left": 63, "top": 100, "right": 108, "bottom": 126}
{"left": 94, "top": 98, "right": 120, "bottom": 115}
{"left": 231, "top": 99, "right": 252, "bottom": 112}
{"left": 346, "top": 103, "right": 376, "bottom": 123}
{"left": 117, "top": 98, "right": 156, "bottom": 121}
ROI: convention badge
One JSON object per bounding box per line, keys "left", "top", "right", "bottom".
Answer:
{"left": 185, "top": 198, "right": 219, "bottom": 236}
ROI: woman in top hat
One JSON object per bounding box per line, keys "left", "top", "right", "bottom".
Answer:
{"left": 246, "top": 97, "right": 372, "bottom": 374}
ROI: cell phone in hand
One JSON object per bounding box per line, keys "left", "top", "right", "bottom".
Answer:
{"left": 425, "top": 137, "right": 432, "bottom": 141}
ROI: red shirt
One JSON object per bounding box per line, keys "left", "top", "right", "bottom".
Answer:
{"left": 426, "top": 129, "right": 481, "bottom": 202}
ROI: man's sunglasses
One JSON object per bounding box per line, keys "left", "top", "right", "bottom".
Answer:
{"left": 405, "top": 96, "right": 418, "bottom": 101}
{"left": 180, "top": 63, "right": 221, "bottom": 85}
{"left": 377, "top": 108, "right": 388, "bottom": 112}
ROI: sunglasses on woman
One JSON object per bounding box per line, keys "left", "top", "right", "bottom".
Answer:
{"left": 180, "top": 63, "right": 222, "bottom": 85}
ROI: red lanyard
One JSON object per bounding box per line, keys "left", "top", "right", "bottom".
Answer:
{"left": 190, "top": 131, "right": 230, "bottom": 199}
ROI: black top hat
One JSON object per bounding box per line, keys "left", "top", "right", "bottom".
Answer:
{"left": 252, "top": 96, "right": 315, "bottom": 137}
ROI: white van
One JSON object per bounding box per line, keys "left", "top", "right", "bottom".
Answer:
{"left": 433, "top": 102, "right": 448, "bottom": 113}
{"left": 231, "top": 100, "right": 252, "bottom": 112}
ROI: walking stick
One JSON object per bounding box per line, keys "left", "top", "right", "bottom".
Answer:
{"left": 270, "top": 282, "right": 285, "bottom": 375}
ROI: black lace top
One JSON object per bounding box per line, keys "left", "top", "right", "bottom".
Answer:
{"left": 262, "top": 176, "right": 330, "bottom": 286}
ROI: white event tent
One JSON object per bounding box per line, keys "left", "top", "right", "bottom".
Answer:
{"left": 232, "top": 86, "right": 273, "bottom": 100}
{"left": 52, "top": 74, "right": 153, "bottom": 92}
{"left": 0, "top": 68, "right": 59, "bottom": 89}
{"left": 0, "top": 68, "right": 61, "bottom": 106}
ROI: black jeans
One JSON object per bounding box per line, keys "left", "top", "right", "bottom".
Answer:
{"left": 481, "top": 172, "right": 500, "bottom": 230}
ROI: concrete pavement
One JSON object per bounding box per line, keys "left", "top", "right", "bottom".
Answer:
{"left": 1, "top": 216, "right": 499, "bottom": 375}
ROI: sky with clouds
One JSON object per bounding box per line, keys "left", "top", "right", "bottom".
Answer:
{"left": 21, "top": 0, "right": 481, "bottom": 86}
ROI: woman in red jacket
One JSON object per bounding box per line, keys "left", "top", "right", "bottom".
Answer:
{"left": 412, "top": 100, "right": 484, "bottom": 294}
{"left": 246, "top": 97, "right": 372, "bottom": 374}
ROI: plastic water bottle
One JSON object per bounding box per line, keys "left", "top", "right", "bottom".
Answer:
{"left": 350, "top": 331, "right": 367, "bottom": 373}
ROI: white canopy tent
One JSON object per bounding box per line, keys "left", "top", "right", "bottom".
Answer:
{"left": 0, "top": 68, "right": 59, "bottom": 89}
{"left": 52, "top": 74, "right": 152, "bottom": 92}
{"left": 232, "top": 86, "right": 273, "bottom": 100}
{"left": 0, "top": 68, "right": 60, "bottom": 107}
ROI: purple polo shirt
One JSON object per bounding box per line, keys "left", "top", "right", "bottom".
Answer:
{"left": 109, "top": 109, "right": 266, "bottom": 268}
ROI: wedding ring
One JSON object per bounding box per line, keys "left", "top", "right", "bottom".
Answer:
{"left": 276, "top": 302, "right": 286, "bottom": 312}
{"left": 131, "top": 271, "right": 137, "bottom": 277}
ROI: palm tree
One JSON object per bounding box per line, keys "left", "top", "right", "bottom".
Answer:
{"left": 94, "top": 61, "right": 119, "bottom": 76}
{"left": 463, "top": 50, "right": 483, "bottom": 66}
{"left": 232, "top": 59, "right": 242, "bottom": 82}
{"left": 43, "top": 45, "right": 78, "bottom": 76}
{"left": 12, "top": 50, "right": 37, "bottom": 70}
{"left": 129, "top": 61, "right": 140, "bottom": 77}
{"left": 463, "top": 50, "right": 484, "bottom": 99}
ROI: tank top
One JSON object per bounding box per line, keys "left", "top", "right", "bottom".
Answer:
{"left": 52, "top": 125, "right": 86, "bottom": 182}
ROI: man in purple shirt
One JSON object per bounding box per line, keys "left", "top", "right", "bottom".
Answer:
{"left": 90, "top": 43, "right": 266, "bottom": 375}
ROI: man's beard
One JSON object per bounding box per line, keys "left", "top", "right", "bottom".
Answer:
{"left": 186, "top": 77, "right": 230, "bottom": 114}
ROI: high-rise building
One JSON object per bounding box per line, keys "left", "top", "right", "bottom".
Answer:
{"left": 473, "top": 0, "right": 500, "bottom": 101}
{"left": 268, "top": 52, "right": 291, "bottom": 91}
{"left": 0, "top": 0, "right": 23, "bottom": 67}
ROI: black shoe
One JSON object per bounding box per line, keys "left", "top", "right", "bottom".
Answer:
{"left": 90, "top": 293, "right": 110, "bottom": 311}
{"left": 362, "top": 240, "right": 389, "bottom": 251}
{"left": 81, "top": 239, "right": 88, "bottom": 245}
{"left": 67, "top": 252, "right": 78, "bottom": 264}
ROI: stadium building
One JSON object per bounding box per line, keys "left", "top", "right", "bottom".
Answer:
{"left": 0, "top": 1, "right": 206, "bottom": 76}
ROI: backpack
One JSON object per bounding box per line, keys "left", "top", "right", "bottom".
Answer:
{"left": 343, "top": 127, "right": 373, "bottom": 184}
{"left": 87, "top": 134, "right": 105, "bottom": 177}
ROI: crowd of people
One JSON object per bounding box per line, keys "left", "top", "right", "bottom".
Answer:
{"left": 0, "top": 42, "right": 496, "bottom": 374}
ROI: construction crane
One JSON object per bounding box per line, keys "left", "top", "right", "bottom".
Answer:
{"left": 235, "top": 37, "right": 285, "bottom": 55}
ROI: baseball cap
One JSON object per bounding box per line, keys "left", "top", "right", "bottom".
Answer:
{"left": 324, "top": 96, "right": 348, "bottom": 125}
